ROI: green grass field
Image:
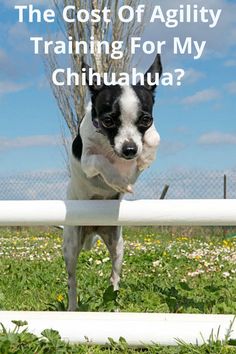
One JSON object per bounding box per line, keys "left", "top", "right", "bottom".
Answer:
{"left": 1, "top": 227, "right": 236, "bottom": 353}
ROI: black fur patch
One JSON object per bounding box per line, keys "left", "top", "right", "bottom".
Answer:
{"left": 131, "top": 85, "right": 155, "bottom": 114}
{"left": 91, "top": 85, "right": 122, "bottom": 146}
{"left": 131, "top": 85, "right": 155, "bottom": 136}
{"left": 72, "top": 133, "right": 83, "bottom": 161}
{"left": 91, "top": 85, "right": 122, "bottom": 117}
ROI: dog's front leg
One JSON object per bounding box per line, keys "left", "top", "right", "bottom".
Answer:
{"left": 137, "top": 125, "right": 160, "bottom": 171}
{"left": 100, "top": 226, "right": 124, "bottom": 291}
{"left": 81, "top": 154, "right": 133, "bottom": 193}
{"left": 63, "top": 226, "right": 83, "bottom": 311}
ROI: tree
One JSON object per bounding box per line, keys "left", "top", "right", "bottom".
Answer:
{"left": 45, "top": 0, "right": 146, "bottom": 140}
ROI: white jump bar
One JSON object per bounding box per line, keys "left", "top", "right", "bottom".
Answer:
{"left": 0, "top": 199, "right": 236, "bottom": 226}
{"left": 0, "top": 312, "right": 235, "bottom": 346}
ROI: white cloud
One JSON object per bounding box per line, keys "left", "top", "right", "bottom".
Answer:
{"left": 181, "top": 89, "right": 220, "bottom": 105}
{"left": 198, "top": 132, "right": 236, "bottom": 145}
{"left": 0, "top": 23, "right": 42, "bottom": 82}
{"left": 0, "top": 48, "right": 8, "bottom": 62}
{"left": 0, "top": 135, "right": 62, "bottom": 151}
{"left": 224, "top": 59, "right": 236, "bottom": 67}
{"left": 7, "top": 23, "right": 31, "bottom": 52}
{"left": 0, "top": 47, "right": 27, "bottom": 81}
{"left": 37, "top": 76, "right": 50, "bottom": 89}
{"left": 1, "top": 0, "right": 52, "bottom": 7}
{"left": 174, "top": 126, "right": 190, "bottom": 134}
{"left": 0, "top": 49, "right": 15, "bottom": 77}
{"left": 225, "top": 81, "right": 236, "bottom": 94}
{"left": 0, "top": 81, "right": 30, "bottom": 95}
{"left": 164, "top": 67, "right": 205, "bottom": 85}
{"left": 183, "top": 69, "right": 205, "bottom": 85}
{"left": 159, "top": 140, "right": 186, "bottom": 156}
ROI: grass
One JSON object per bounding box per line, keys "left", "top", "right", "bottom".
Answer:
{"left": 0, "top": 226, "right": 236, "bottom": 353}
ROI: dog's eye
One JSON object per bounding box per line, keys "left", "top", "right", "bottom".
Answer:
{"left": 138, "top": 115, "right": 153, "bottom": 128}
{"left": 101, "top": 116, "right": 116, "bottom": 129}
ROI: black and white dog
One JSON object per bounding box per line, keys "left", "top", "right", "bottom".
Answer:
{"left": 63, "top": 54, "right": 162, "bottom": 311}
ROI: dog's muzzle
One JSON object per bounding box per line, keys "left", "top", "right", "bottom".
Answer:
{"left": 121, "top": 141, "right": 138, "bottom": 160}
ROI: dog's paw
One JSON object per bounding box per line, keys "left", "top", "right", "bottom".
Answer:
{"left": 126, "top": 184, "right": 133, "bottom": 193}
{"left": 112, "top": 182, "right": 133, "bottom": 194}
{"left": 104, "top": 175, "right": 133, "bottom": 194}
{"left": 137, "top": 158, "right": 150, "bottom": 171}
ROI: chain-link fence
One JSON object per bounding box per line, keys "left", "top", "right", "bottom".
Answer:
{"left": 129, "top": 169, "right": 236, "bottom": 200}
{"left": 0, "top": 169, "right": 236, "bottom": 200}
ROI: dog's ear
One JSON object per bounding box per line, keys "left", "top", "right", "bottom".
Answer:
{"left": 140, "top": 54, "right": 162, "bottom": 92}
{"left": 81, "top": 61, "right": 104, "bottom": 93}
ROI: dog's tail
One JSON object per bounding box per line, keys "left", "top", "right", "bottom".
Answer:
{"left": 82, "top": 234, "right": 100, "bottom": 250}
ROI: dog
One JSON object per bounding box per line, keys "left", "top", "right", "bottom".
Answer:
{"left": 63, "top": 54, "right": 162, "bottom": 311}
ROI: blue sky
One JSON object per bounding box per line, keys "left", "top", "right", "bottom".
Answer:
{"left": 0, "top": 0, "right": 236, "bottom": 177}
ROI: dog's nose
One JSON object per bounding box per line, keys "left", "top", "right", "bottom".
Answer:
{"left": 122, "top": 141, "right": 138, "bottom": 159}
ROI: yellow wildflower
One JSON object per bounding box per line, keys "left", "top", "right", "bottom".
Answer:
{"left": 97, "top": 239, "right": 102, "bottom": 247}
{"left": 223, "top": 240, "right": 231, "bottom": 248}
{"left": 56, "top": 294, "right": 64, "bottom": 303}
{"left": 195, "top": 255, "right": 202, "bottom": 260}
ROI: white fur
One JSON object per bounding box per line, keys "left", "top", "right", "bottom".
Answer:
{"left": 114, "top": 86, "right": 143, "bottom": 156}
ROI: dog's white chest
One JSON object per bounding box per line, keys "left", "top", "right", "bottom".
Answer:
{"left": 89, "top": 142, "right": 138, "bottom": 182}
{"left": 112, "top": 157, "right": 138, "bottom": 181}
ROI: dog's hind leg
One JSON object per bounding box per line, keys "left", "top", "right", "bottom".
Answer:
{"left": 100, "top": 226, "right": 124, "bottom": 291}
{"left": 63, "top": 226, "right": 83, "bottom": 311}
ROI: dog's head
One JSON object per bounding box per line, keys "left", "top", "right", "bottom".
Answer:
{"left": 83, "top": 55, "right": 162, "bottom": 160}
